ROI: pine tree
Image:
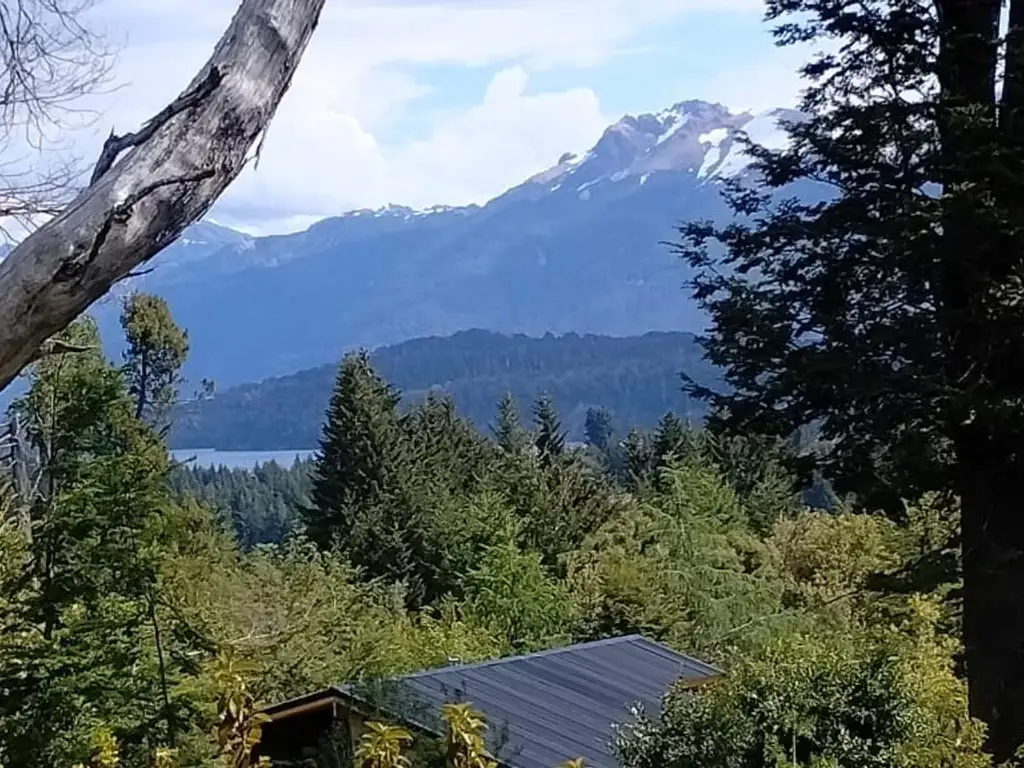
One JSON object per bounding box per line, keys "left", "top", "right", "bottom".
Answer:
{"left": 492, "top": 392, "right": 528, "bottom": 454}
{"left": 405, "top": 392, "right": 489, "bottom": 499}
{"left": 532, "top": 395, "right": 565, "bottom": 466}
{"left": 302, "top": 352, "right": 455, "bottom": 606}
{"left": 120, "top": 292, "right": 189, "bottom": 433}
{"left": 304, "top": 350, "right": 407, "bottom": 551}
{"left": 651, "top": 411, "right": 689, "bottom": 468}
{"left": 622, "top": 427, "right": 653, "bottom": 489}
{"left": 676, "top": 0, "right": 1024, "bottom": 756}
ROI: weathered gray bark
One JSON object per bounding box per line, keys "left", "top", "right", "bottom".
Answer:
{"left": 0, "top": 0, "right": 325, "bottom": 392}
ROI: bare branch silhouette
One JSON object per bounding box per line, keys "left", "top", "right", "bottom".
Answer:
{"left": 0, "top": 0, "right": 115, "bottom": 242}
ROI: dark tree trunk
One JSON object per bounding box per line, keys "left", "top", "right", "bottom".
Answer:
{"left": 935, "top": 0, "right": 1024, "bottom": 759}
{"left": 957, "top": 436, "right": 1024, "bottom": 762}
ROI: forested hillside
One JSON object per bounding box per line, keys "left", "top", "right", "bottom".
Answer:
{"left": 170, "top": 330, "right": 722, "bottom": 450}
{"left": 0, "top": 295, "right": 985, "bottom": 768}
{"left": 11, "top": 0, "right": 1024, "bottom": 760}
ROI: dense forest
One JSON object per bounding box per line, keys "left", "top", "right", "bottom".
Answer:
{"left": 168, "top": 459, "right": 314, "bottom": 549}
{"left": 0, "top": 94, "right": 1011, "bottom": 768}
{"left": 0, "top": 295, "right": 980, "bottom": 767}
{"left": 10, "top": 0, "right": 1024, "bottom": 763}
{"left": 169, "top": 330, "right": 721, "bottom": 451}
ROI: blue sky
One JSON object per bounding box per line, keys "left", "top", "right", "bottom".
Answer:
{"left": 30, "top": 0, "right": 811, "bottom": 235}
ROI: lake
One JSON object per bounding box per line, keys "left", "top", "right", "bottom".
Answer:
{"left": 169, "top": 448, "right": 316, "bottom": 469}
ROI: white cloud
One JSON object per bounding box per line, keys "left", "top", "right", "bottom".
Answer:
{"left": 219, "top": 65, "right": 609, "bottom": 234}
{"left": 683, "top": 39, "right": 816, "bottom": 114}
{"left": 3, "top": 0, "right": 772, "bottom": 236}
{"left": 387, "top": 67, "right": 607, "bottom": 206}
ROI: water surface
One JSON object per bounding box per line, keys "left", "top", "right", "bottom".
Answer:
{"left": 169, "top": 448, "right": 315, "bottom": 469}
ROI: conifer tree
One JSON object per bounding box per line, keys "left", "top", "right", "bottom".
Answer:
{"left": 303, "top": 352, "right": 454, "bottom": 606}
{"left": 532, "top": 395, "right": 565, "bottom": 467}
{"left": 304, "top": 351, "right": 408, "bottom": 551}
{"left": 120, "top": 292, "right": 189, "bottom": 433}
{"left": 583, "top": 407, "right": 614, "bottom": 452}
{"left": 492, "top": 392, "right": 529, "bottom": 454}
{"left": 407, "top": 392, "right": 488, "bottom": 496}
{"left": 651, "top": 411, "right": 689, "bottom": 468}
{"left": 676, "top": 0, "right": 1024, "bottom": 756}
{"left": 622, "top": 428, "right": 654, "bottom": 489}
{"left": 0, "top": 318, "right": 198, "bottom": 766}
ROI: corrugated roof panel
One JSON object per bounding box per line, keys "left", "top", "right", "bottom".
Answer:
{"left": 345, "top": 635, "right": 719, "bottom": 768}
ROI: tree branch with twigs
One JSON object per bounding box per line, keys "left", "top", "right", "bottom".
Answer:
{"left": 0, "top": 0, "right": 114, "bottom": 243}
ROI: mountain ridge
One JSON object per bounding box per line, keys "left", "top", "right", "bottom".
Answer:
{"left": 88, "top": 98, "right": 797, "bottom": 388}
{"left": 170, "top": 328, "right": 722, "bottom": 451}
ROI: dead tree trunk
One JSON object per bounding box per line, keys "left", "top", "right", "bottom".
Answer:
{"left": 7, "top": 415, "right": 33, "bottom": 544}
{"left": 0, "top": 0, "right": 326, "bottom": 392}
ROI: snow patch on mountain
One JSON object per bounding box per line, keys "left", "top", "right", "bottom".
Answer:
{"left": 653, "top": 102, "right": 700, "bottom": 147}
{"left": 522, "top": 99, "right": 795, "bottom": 199}
{"left": 706, "top": 108, "right": 795, "bottom": 180}
{"left": 697, "top": 127, "right": 730, "bottom": 178}
{"left": 336, "top": 202, "right": 473, "bottom": 221}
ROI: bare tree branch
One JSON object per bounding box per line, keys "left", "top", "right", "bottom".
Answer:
{"left": 0, "top": 0, "right": 116, "bottom": 241}
{"left": 29, "top": 337, "right": 96, "bottom": 361}
{"left": 0, "top": 0, "right": 326, "bottom": 392}
{"left": 89, "top": 66, "right": 223, "bottom": 185}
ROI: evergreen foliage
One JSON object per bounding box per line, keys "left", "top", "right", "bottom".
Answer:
{"left": 120, "top": 293, "right": 190, "bottom": 434}
{"left": 304, "top": 350, "right": 412, "bottom": 556}
{"left": 0, "top": 313, "right": 201, "bottom": 767}
{"left": 170, "top": 331, "right": 720, "bottom": 451}
{"left": 0, "top": 317, "right": 992, "bottom": 767}
{"left": 583, "top": 408, "right": 613, "bottom": 452}
{"left": 167, "top": 459, "right": 312, "bottom": 549}
{"left": 491, "top": 393, "right": 529, "bottom": 455}
{"left": 531, "top": 395, "right": 565, "bottom": 467}
{"left": 10, "top": 9, "right": 1024, "bottom": 746}
{"left": 668, "top": 0, "right": 1024, "bottom": 755}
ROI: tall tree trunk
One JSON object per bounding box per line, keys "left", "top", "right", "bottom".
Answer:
{"left": 958, "top": 438, "right": 1024, "bottom": 762}
{"left": 148, "top": 591, "right": 176, "bottom": 748}
{"left": 0, "top": 0, "right": 326, "bottom": 392}
{"left": 935, "top": 0, "right": 1024, "bottom": 760}
{"left": 6, "top": 416, "right": 33, "bottom": 546}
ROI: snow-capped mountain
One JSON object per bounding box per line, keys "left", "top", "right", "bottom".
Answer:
{"left": 523, "top": 101, "right": 793, "bottom": 195}
{"left": 91, "top": 99, "right": 799, "bottom": 387}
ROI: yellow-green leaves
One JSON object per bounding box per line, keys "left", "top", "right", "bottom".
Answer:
{"left": 615, "top": 610, "right": 989, "bottom": 768}
{"left": 356, "top": 722, "right": 414, "bottom": 768}
{"left": 442, "top": 703, "right": 497, "bottom": 768}
{"left": 211, "top": 651, "right": 272, "bottom": 768}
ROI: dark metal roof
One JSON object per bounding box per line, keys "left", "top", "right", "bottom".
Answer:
{"left": 341, "top": 635, "right": 720, "bottom": 768}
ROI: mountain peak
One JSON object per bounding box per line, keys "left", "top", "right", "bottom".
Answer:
{"left": 524, "top": 98, "right": 788, "bottom": 199}
{"left": 101, "top": 94, "right": 805, "bottom": 387}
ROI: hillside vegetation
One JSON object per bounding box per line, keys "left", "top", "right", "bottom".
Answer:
{"left": 170, "top": 329, "right": 722, "bottom": 450}
{"left": 0, "top": 296, "right": 983, "bottom": 768}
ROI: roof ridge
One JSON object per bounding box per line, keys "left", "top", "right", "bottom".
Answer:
{"left": 630, "top": 635, "right": 725, "bottom": 676}
{"left": 394, "top": 634, "right": 647, "bottom": 681}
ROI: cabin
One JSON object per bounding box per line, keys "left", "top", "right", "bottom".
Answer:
{"left": 257, "top": 634, "right": 721, "bottom": 768}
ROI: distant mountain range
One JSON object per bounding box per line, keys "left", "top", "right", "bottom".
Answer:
{"left": 170, "top": 329, "right": 723, "bottom": 451}
{"left": 85, "top": 99, "right": 801, "bottom": 388}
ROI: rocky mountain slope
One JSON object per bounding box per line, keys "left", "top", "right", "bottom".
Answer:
{"left": 91, "top": 99, "right": 800, "bottom": 388}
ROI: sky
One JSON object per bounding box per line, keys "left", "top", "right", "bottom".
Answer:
{"left": 31, "top": 0, "right": 810, "bottom": 235}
